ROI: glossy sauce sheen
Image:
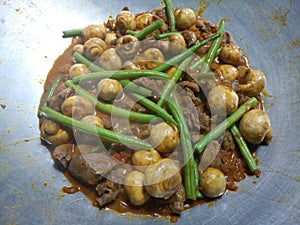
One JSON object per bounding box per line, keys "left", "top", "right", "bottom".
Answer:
{"left": 40, "top": 38, "right": 256, "bottom": 222}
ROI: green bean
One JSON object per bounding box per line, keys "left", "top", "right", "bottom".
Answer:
{"left": 157, "top": 56, "right": 193, "bottom": 107}
{"left": 73, "top": 52, "right": 104, "bottom": 72}
{"left": 119, "top": 80, "right": 152, "bottom": 96}
{"left": 194, "top": 97, "right": 258, "bottom": 154}
{"left": 39, "top": 106, "right": 152, "bottom": 150}
{"left": 72, "top": 70, "right": 169, "bottom": 84}
{"left": 229, "top": 125, "right": 260, "bottom": 175}
{"left": 152, "top": 33, "right": 220, "bottom": 72}
{"left": 73, "top": 52, "right": 152, "bottom": 96}
{"left": 189, "top": 54, "right": 206, "bottom": 71}
{"left": 154, "top": 32, "right": 181, "bottom": 40}
{"left": 194, "top": 19, "right": 225, "bottom": 78}
{"left": 127, "top": 92, "right": 177, "bottom": 125}
{"left": 189, "top": 47, "right": 222, "bottom": 71}
{"left": 65, "top": 80, "right": 160, "bottom": 124}
{"left": 38, "top": 74, "right": 63, "bottom": 118}
{"left": 62, "top": 28, "right": 83, "bottom": 38}
{"left": 163, "top": 0, "right": 176, "bottom": 32}
{"left": 125, "top": 30, "right": 137, "bottom": 36}
{"left": 126, "top": 20, "right": 163, "bottom": 40}
{"left": 167, "top": 93, "right": 199, "bottom": 200}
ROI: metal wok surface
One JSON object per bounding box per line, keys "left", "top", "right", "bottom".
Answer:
{"left": 0, "top": 0, "right": 299, "bottom": 224}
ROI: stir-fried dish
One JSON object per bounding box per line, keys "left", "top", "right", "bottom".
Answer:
{"left": 38, "top": 0, "right": 272, "bottom": 222}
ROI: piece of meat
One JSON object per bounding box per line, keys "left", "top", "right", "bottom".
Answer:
{"left": 114, "top": 93, "right": 148, "bottom": 113}
{"left": 222, "top": 130, "right": 236, "bottom": 152}
{"left": 169, "top": 184, "right": 186, "bottom": 213}
{"left": 68, "top": 152, "right": 117, "bottom": 185}
{"left": 95, "top": 179, "right": 122, "bottom": 208}
{"left": 53, "top": 144, "right": 74, "bottom": 168}
{"left": 182, "top": 30, "right": 197, "bottom": 47}
{"left": 199, "top": 140, "right": 221, "bottom": 172}
{"left": 133, "top": 77, "right": 165, "bottom": 96}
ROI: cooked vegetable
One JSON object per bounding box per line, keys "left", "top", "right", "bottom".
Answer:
{"left": 239, "top": 109, "right": 271, "bottom": 145}
{"left": 127, "top": 92, "right": 178, "bottom": 125}
{"left": 207, "top": 85, "right": 239, "bottom": 115}
{"left": 75, "top": 115, "right": 104, "bottom": 144}
{"left": 132, "top": 149, "right": 161, "bottom": 172}
{"left": 149, "top": 122, "right": 180, "bottom": 153}
{"left": 157, "top": 56, "right": 193, "bottom": 107}
{"left": 73, "top": 52, "right": 152, "bottom": 97}
{"left": 153, "top": 33, "right": 220, "bottom": 72}
{"left": 239, "top": 69, "right": 266, "bottom": 97}
{"left": 39, "top": 106, "right": 153, "bottom": 150}
{"left": 73, "top": 52, "right": 105, "bottom": 72}
{"left": 62, "top": 28, "right": 83, "bottom": 38}
{"left": 116, "top": 10, "right": 136, "bottom": 35}
{"left": 126, "top": 20, "right": 163, "bottom": 40}
{"left": 104, "top": 32, "right": 117, "bottom": 47}
{"left": 194, "top": 19, "right": 225, "bottom": 77}
{"left": 140, "top": 47, "right": 165, "bottom": 70}
{"left": 119, "top": 80, "right": 152, "bottom": 96}
{"left": 167, "top": 94, "right": 200, "bottom": 200}
{"left": 72, "top": 44, "right": 84, "bottom": 55}
{"left": 229, "top": 125, "right": 260, "bottom": 175}
{"left": 194, "top": 97, "right": 258, "bottom": 154}
{"left": 69, "top": 63, "right": 89, "bottom": 78}
{"left": 40, "top": 119, "right": 71, "bottom": 146}
{"left": 154, "top": 31, "right": 181, "bottom": 40}
{"left": 99, "top": 48, "right": 122, "bottom": 70}
{"left": 39, "top": 73, "right": 63, "bottom": 109}
{"left": 219, "top": 44, "right": 247, "bottom": 67}
{"left": 65, "top": 81, "right": 160, "bottom": 123}
{"left": 116, "top": 35, "right": 140, "bottom": 58}
{"left": 135, "top": 13, "right": 153, "bottom": 30}
{"left": 83, "top": 24, "right": 106, "bottom": 40}
{"left": 175, "top": 8, "right": 196, "bottom": 30}
{"left": 163, "top": 0, "right": 176, "bottom": 32}
{"left": 72, "top": 70, "right": 169, "bottom": 84}
{"left": 61, "top": 95, "right": 95, "bottom": 120}
{"left": 144, "top": 158, "right": 182, "bottom": 199}
{"left": 97, "top": 78, "right": 123, "bottom": 101}
{"left": 124, "top": 171, "right": 150, "bottom": 205}
{"left": 168, "top": 33, "right": 187, "bottom": 54}
{"left": 199, "top": 167, "right": 226, "bottom": 198}
{"left": 83, "top": 37, "right": 107, "bottom": 61}
{"left": 218, "top": 64, "right": 238, "bottom": 80}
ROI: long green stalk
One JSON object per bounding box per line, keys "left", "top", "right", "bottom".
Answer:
{"left": 157, "top": 56, "right": 193, "bottom": 107}
{"left": 229, "top": 124, "right": 260, "bottom": 175}
{"left": 167, "top": 94, "right": 199, "bottom": 200}
{"left": 72, "top": 70, "right": 169, "bottom": 84}
{"left": 65, "top": 81, "right": 160, "bottom": 124}
{"left": 163, "top": 0, "right": 176, "bottom": 32}
{"left": 126, "top": 20, "right": 163, "bottom": 40}
{"left": 128, "top": 92, "right": 177, "bottom": 125}
{"left": 38, "top": 74, "right": 63, "bottom": 118}
{"left": 152, "top": 33, "right": 220, "bottom": 72}
{"left": 73, "top": 52, "right": 152, "bottom": 96}
{"left": 39, "top": 106, "right": 152, "bottom": 150}
{"left": 194, "top": 97, "right": 258, "bottom": 154}
{"left": 194, "top": 19, "right": 225, "bottom": 78}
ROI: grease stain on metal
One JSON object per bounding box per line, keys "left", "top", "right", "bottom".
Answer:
{"left": 269, "top": 7, "right": 290, "bottom": 26}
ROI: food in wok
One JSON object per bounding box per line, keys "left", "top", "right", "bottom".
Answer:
{"left": 38, "top": 0, "right": 272, "bottom": 221}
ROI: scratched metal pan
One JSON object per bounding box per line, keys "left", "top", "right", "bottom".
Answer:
{"left": 0, "top": 0, "right": 299, "bottom": 224}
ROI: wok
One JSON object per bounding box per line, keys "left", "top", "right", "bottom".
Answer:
{"left": 0, "top": 0, "right": 299, "bottom": 224}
